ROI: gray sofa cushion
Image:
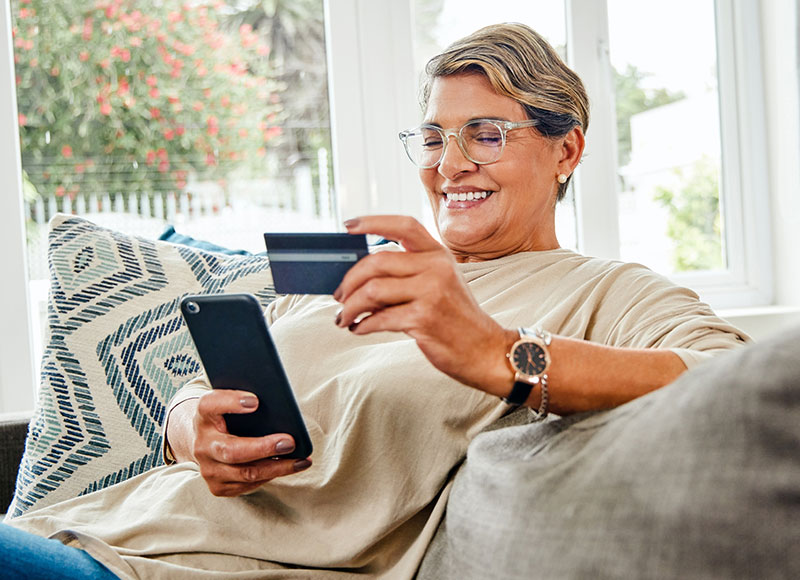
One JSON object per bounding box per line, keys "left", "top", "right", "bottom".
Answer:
{"left": 0, "top": 417, "right": 29, "bottom": 513}
{"left": 418, "top": 325, "right": 800, "bottom": 579}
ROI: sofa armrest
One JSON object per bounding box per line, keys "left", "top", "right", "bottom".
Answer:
{"left": 0, "top": 414, "right": 30, "bottom": 514}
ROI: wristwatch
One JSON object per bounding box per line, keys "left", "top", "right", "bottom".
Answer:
{"left": 504, "top": 327, "right": 551, "bottom": 419}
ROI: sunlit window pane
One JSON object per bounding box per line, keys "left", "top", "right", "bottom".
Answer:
{"left": 11, "top": 0, "right": 333, "bottom": 365}
{"left": 609, "top": 0, "right": 724, "bottom": 274}
{"left": 12, "top": 0, "right": 333, "bottom": 274}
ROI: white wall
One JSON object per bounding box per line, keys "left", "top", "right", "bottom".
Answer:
{"left": 762, "top": 0, "right": 800, "bottom": 307}
{"left": 722, "top": 0, "right": 800, "bottom": 340}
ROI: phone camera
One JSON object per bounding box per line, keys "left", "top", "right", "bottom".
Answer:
{"left": 185, "top": 301, "right": 200, "bottom": 314}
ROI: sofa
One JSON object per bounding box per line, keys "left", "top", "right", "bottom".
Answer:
{"left": 2, "top": 214, "right": 799, "bottom": 578}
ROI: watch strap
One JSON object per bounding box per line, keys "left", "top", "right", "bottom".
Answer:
{"left": 502, "top": 379, "right": 536, "bottom": 406}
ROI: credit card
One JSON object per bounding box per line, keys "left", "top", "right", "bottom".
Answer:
{"left": 264, "top": 232, "right": 369, "bottom": 294}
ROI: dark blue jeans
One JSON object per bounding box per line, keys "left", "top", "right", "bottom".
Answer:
{"left": 0, "top": 522, "right": 118, "bottom": 579}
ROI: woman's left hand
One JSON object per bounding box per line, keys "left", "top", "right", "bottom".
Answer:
{"left": 334, "top": 215, "right": 516, "bottom": 397}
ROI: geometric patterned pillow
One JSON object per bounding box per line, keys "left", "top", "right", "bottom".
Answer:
{"left": 8, "top": 215, "right": 275, "bottom": 517}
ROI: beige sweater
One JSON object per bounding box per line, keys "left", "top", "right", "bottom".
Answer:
{"left": 8, "top": 249, "right": 748, "bottom": 579}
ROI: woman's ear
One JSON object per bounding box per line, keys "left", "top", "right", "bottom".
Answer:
{"left": 558, "top": 127, "right": 585, "bottom": 175}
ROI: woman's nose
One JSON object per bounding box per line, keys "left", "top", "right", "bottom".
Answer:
{"left": 438, "top": 135, "right": 477, "bottom": 179}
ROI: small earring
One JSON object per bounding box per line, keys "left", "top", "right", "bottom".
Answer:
{"left": 557, "top": 173, "right": 568, "bottom": 184}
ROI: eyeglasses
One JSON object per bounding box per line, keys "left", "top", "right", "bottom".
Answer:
{"left": 398, "top": 118, "right": 540, "bottom": 169}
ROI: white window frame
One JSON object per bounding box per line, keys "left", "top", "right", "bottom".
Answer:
{"left": 0, "top": 0, "right": 793, "bottom": 412}
{"left": 0, "top": 1, "right": 36, "bottom": 414}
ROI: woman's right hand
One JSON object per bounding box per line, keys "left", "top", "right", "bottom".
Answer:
{"left": 167, "top": 389, "right": 312, "bottom": 497}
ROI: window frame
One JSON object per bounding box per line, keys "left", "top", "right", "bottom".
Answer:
{"left": 0, "top": 1, "right": 37, "bottom": 414}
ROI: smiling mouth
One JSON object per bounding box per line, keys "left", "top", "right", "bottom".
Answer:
{"left": 444, "top": 191, "right": 493, "bottom": 202}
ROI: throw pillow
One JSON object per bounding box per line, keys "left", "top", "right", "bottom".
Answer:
{"left": 8, "top": 215, "right": 275, "bottom": 517}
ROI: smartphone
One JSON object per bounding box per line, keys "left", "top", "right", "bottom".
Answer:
{"left": 180, "top": 293, "right": 312, "bottom": 459}
{"left": 264, "top": 232, "right": 369, "bottom": 295}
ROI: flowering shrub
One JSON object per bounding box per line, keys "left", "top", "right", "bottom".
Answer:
{"left": 11, "top": 0, "right": 282, "bottom": 198}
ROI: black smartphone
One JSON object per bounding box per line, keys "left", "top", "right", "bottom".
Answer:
{"left": 180, "top": 293, "right": 312, "bottom": 459}
{"left": 264, "top": 232, "right": 369, "bottom": 294}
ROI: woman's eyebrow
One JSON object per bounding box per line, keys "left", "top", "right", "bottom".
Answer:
{"left": 420, "top": 116, "right": 514, "bottom": 127}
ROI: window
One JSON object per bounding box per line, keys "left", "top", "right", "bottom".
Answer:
{"left": 569, "top": 0, "right": 772, "bottom": 309}
{"left": 10, "top": 0, "right": 335, "bottom": 392}
{"left": 412, "top": 0, "right": 771, "bottom": 309}
{"left": 0, "top": 0, "right": 783, "bottom": 413}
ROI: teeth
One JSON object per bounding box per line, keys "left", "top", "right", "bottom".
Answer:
{"left": 446, "top": 191, "right": 490, "bottom": 202}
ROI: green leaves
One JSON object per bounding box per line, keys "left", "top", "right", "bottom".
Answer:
{"left": 654, "top": 156, "right": 723, "bottom": 272}
{"left": 12, "top": 0, "right": 283, "bottom": 198}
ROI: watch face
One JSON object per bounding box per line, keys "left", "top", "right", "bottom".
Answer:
{"left": 511, "top": 341, "right": 548, "bottom": 376}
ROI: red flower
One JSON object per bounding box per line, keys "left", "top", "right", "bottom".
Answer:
{"left": 82, "top": 17, "right": 93, "bottom": 41}
{"left": 164, "top": 128, "right": 175, "bottom": 140}
{"left": 146, "top": 75, "right": 158, "bottom": 87}
{"left": 149, "top": 87, "right": 159, "bottom": 99}
{"left": 18, "top": 113, "right": 27, "bottom": 126}
{"left": 79, "top": 51, "right": 89, "bottom": 62}
{"left": 100, "top": 102, "right": 112, "bottom": 115}
{"left": 146, "top": 150, "right": 156, "bottom": 165}
{"left": 61, "top": 145, "right": 73, "bottom": 158}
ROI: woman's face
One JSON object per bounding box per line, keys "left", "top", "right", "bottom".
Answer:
{"left": 420, "top": 73, "right": 578, "bottom": 261}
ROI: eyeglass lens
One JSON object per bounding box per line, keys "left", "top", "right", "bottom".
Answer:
{"left": 405, "top": 120, "right": 505, "bottom": 168}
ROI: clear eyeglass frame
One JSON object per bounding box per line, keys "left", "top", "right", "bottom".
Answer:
{"left": 398, "top": 118, "right": 540, "bottom": 169}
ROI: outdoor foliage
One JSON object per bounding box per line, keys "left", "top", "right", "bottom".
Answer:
{"left": 654, "top": 156, "right": 724, "bottom": 271}
{"left": 614, "top": 64, "right": 684, "bottom": 167}
{"left": 11, "top": 0, "right": 283, "bottom": 199}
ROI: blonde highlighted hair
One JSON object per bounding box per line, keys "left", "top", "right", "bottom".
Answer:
{"left": 421, "top": 23, "right": 589, "bottom": 200}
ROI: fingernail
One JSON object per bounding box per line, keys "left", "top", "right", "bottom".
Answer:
{"left": 335, "top": 312, "right": 343, "bottom": 327}
{"left": 348, "top": 321, "right": 359, "bottom": 333}
{"left": 333, "top": 287, "right": 343, "bottom": 301}
{"left": 275, "top": 439, "right": 295, "bottom": 454}
{"left": 293, "top": 459, "right": 312, "bottom": 472}
{"left": 343, "top": 218, "right": 360, "bottom": 230}
{"left": 240, "top": 395, "right": 258, "bottom": 409}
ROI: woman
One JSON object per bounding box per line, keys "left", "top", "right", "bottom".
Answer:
{"left": 5, "top": 23, "right": 747, "bottom": 579}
